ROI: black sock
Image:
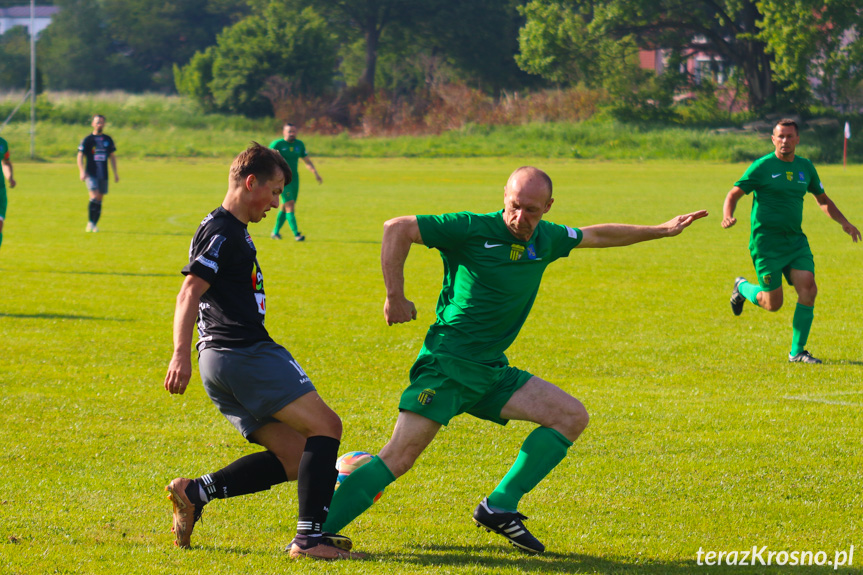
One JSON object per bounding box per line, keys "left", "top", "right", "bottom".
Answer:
{"left": 88, "top": 199, "right": 102, "bottom": 224}
{"left": 296, "top": 436, "right": 340, "bottom": 535}
{"left": 197, "top": 450, "right": 288, "bottom": 501}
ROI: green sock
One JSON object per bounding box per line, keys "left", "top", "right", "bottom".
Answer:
{"left": 286, "top": 212, "right": 299, "bottom": 236}
{"left": 739, "top": 280, "right": 763, "bottom": 307}
{"left": 273, "top": 210, "right": 287, "bottom": 235}
{"left": 487, "top": 427, "right": 572, "bottom": 512}
{"left": 322, "top": 455, "right": 396, "bottom": 534}
{"left": 791, "top": 303, "right": 814, "bottom": 356}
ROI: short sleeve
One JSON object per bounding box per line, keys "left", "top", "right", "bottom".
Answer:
{"left": 734, "top": 161, "right": 761, "bottom": 194}
{"left": 547, "top": 223, "right": 583, "bottom": 259}
{"left": 77, "top": 137, "right": 88, "bottom": 153}
{"left": 416, "top": 212, "right": 472, "bottom": 251}
{"left": 107, "top": 137, "right": 116, "bottom": 155}
{"left": 807, "top": 161, "right": 824, "bottom": 195}
{"left": 183, "top": 229, "right": 232, "bottom": 284}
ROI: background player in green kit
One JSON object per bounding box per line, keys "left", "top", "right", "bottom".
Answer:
{"left": 322, "top": 166, "right": 707, "bottom": 554}
{"left": 269, "top": 122, "right": 322, "bottom": 241}
{"left": 722, "top": 119, "right": 860, "bottom": 364}
{"left": 0, "top": 135, "right": 17, "bottom": 251}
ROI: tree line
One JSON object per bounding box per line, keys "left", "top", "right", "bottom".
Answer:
{"left": 1, "top": 0, "right": 861, "bottom": 120}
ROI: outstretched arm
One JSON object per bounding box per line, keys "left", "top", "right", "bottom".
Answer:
{"left": 164, "top": 274, "right": 210, "bottom": 395}
{"left": 722, "top": 186, "right": 746, "bottom": 228}
{"left": 382, "top": 216, "right": 423, "bottom": 325}
{"left": 815, "top": 193, "right": 860, "bottom": 242}
{"left": 577, "top": 210, "right": 708, "bottom": 248}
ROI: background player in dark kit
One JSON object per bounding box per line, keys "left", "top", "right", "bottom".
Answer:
{"left": 77, "top": 114, "right": 118, "bottom": 232}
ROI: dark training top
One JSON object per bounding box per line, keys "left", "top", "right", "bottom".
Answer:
{"left": 183, "top": 207, "right": 272, "bottom": 351}
{"left": 78, "top": 133, "right": 116, "bottom": 180}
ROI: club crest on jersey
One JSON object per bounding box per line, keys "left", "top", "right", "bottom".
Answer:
{"left": 417, "top": 389, "right": 435, "bottom": 405}
{"left": 510, "top": 244, "right": 525, "bottom": 261}
{"left": 786, "top": 172, "right": 793, "bottom": 181}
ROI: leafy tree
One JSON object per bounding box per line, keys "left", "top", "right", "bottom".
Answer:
{"left": 0, "top": 26, "right": 36, "bottom": 92}
{"left": 37, "top": 0, "right": 146, "bottom": 91}
{"left": 314, "top": 0, "right": 435, "bottom": 94}
{"left": 175, "top": 1, "right": 337, "bottom": 116}
{"left": 516, "top": 0, "right": 781, "bottom": 111}
{"left": 102, "top": 0, "right": 249, "bottom": 91}
{"left": 759, "top": 0, "right": 863, "bottom": 111}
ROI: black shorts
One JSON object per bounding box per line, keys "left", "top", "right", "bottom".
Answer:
{"left": 198, "top": 341, "right": 315, "bottom": 439}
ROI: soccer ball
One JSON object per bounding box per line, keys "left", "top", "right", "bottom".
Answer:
{"left": 335, "top": 450, "right": 383, "bottom": 502}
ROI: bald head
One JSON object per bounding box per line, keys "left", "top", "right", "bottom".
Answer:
{"left": 506, "top": 166, "right": 553, "bottom": 202}
{"left": 502, "top": 166, "right": 554, "bottom": 241}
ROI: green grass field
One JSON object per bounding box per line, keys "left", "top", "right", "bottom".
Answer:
{"left": 1, "top": 158, "right": 861, "bottom": 574}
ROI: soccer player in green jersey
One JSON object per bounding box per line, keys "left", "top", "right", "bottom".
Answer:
{"left": 269, "top": 123, "right": 322, "bottom": 241}
{"left": 322, "top": 166, "right": 707, "bottom": 554}
{"left": 0, "top": 136, "right": 17, "bottom": 251}
{"left": 723, "top": 119, "right": 860, "bottom": 364}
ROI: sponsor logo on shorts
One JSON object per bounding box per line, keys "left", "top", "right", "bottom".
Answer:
{"left": 762, "top": 273, "right": 771, "bottom": 285}
{"left": 510, "top": 244, "right": 525, "bottom": 261}
{"left": 418, "top": 389, "right": 435, "bottom": 405}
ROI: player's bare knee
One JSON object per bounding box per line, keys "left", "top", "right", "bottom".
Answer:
{"left": 567, "top": 400, "right": 589, "bottom": 437}
{"left": 551, "top": 397, "right": 588, "bottom": 441}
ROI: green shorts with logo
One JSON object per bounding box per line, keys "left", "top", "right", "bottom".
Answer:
{"left": 280, "top": 181, "right": 299, "bottom": 204}
{"left": 400, "top": 349, "right": 534, "bottom": 426}
{"left": 750, "top": 234, "right": 814, "bottom": 291}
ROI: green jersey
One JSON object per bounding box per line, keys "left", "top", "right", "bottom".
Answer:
{"left": 416, "top": 210, "right": 583, "bottom": 364}
{"left": 734, "top": 153, "right": 823, "bottom": 251}
{"left": 0, "top": 137, "right": 8, "bottom": 191}
{"left": 269, "top": 138, "right": 307, "bottom": 191}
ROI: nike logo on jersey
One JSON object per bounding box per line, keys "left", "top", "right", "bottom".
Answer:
{"left": 484, "top": 241, "right": 504, "bottom": 248}
{"left": 771, "top": 173, "right": 782, "bottom": 178}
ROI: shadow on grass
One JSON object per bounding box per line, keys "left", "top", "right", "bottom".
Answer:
{"left": 90, "top": 230, "right": 190, "bottom": 237}
{"left": 372, "top": 543, "right": 863, "bottom": 574}
{"left": 36, "top": 269, "right": 176, "bottom": 278}
{"left": 823, "top": 359, "right": 863, "bottom": 366}
{"left": 0, "top": 312, "right": 131, "bottom": 321}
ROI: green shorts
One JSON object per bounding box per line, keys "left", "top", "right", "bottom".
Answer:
{"left": 750, "top": 235, "right": 814, "bottom": 290}
{"left": 0, "top": 184, "right": 6, "bottom": 220}
{"left": 400, "top": 350, "right": 534, "bottom": 426}
{"left": 280, "top": 182, "right": 299, "bottom": 204}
